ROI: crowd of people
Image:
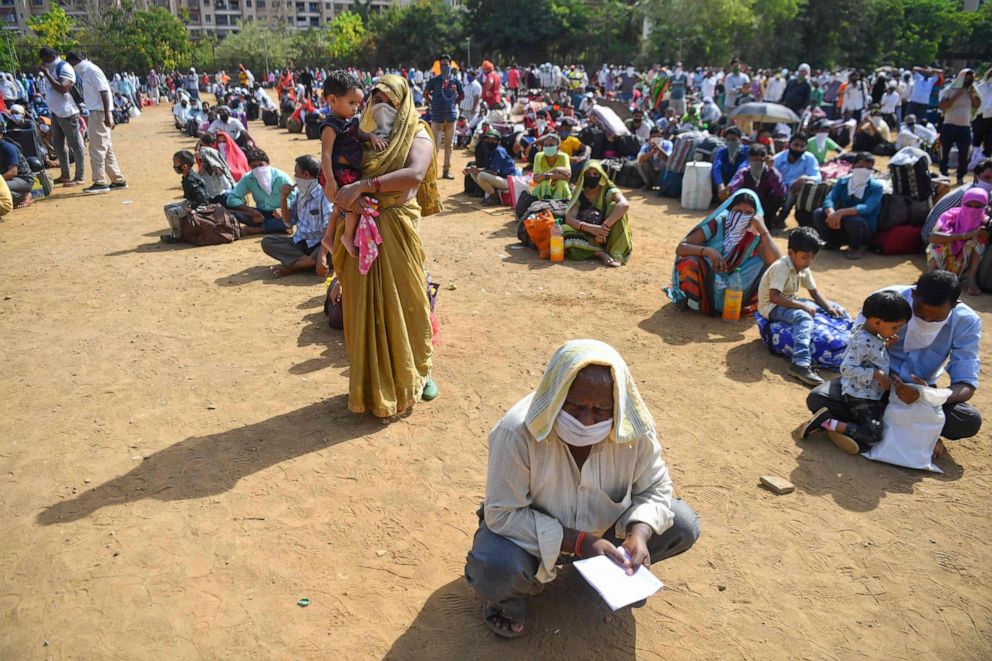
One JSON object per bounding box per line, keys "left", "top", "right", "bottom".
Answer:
{"left": 9, "top": 48, "right": 986, "bottom": 638}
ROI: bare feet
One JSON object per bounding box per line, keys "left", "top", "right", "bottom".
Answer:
{"left": 269, "top": 264, "right": 289, "bottom": 277}
{"left": 342, "top": 233, "right": 357, "bottom": 258}
{"left": 596, "top": 251, "right": 621, "bottom": 268}
{"left": 933, "top": 439, "right": 947, "bottom": 460}
{"left": 483, "top": 602, "right": 525, "bottom": 637}
{"left": 964, "top": 281, "right": 981, "bottom": 296}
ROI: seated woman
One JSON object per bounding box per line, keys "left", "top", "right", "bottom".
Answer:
{"left": 465, "top": 339, "right": 699, "bottom": 638}
{"left": 666, "top": 189, "right": 781, "bottom": 315}
{"left": 531, "top": 134, "right": 571, "bottom": 201}
{"left": 926, "top": 188, "right": 990, "bottom": 296}
{"left": 561, "top": 161, "right": 633, "bottom": 267}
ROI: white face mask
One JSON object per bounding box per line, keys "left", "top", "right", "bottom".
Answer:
{"left": 975, "top": 179, "right": 992, "bottom": 193}
{"left": 815, "top": 133, "right": 827, "bottom": 150}
{"left": 371, "top": 102, "right": 397, "bottom": 135}
{"left": 748, "top": 161, "right": 765, "bottom": 181}
{"left": 903, "top": 312, "right": 949, "bottom": 352}
{"left": 848, "top": 167, "right": 872, "bottom": 199}
{"left": 294, "top": 176, "right": 316, "bottom": 195}
{"left": 252, "top": 165, "right": 273, "bottom": 195}
{"left": 536, "top": 119, "right": 547, "bottom": 133}
{"left": 554, "top": 409, "right": 613, "bottom": 448}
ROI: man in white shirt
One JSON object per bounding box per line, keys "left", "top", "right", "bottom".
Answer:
{"left": 765, "top": 69, "right": 788, "bottom": 103}
{"left": 975, "top": 69, "right": 992, "bottom": 156}
{"left": 208, "top": 105, "right": 252, "bottom": 147}
{"left": 66, "top": 53, "right": 126, "bottom": 194}
{"left": 879, "top": 82, "right": 902, "bottom": 129}
{"left": 39, "top": 46, "right": 85, "bottom": 186}
{"left": 459, "top": 71, "right": 482, "bottom": 120}
{"left": 938, "top": 68, "right": 981, "bottom": 185}
{"left": 723, "top": 59, "right": 750, "bottom": 111}
{"left": 908, "top": 66, "right": 941, "bottom": 120}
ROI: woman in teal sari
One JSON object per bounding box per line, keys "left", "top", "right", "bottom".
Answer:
{"left": 561, "top": 161, "right": 633, "bottom": 267}
{"left": 665, "top": 189, "right": 780, "bottom": 315}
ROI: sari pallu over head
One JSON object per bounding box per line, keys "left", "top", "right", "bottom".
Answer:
{"left": 665, "top": 188, "right": 766, "bottom": 314}
{"left": 358, "top": 74, "right": 442, "bottom": 217}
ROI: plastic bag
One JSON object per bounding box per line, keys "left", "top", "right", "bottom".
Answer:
{"left": 523, "top": 210, "right": 556, "bottom": 259}
{"left": 128, "top": 106, "right": 141, "bottom": 119}
{"left": 890, "top": 146, "right": 930, "bottom": 167}
{"left": 862, "top": 385, "right": 951, "bottom": 472}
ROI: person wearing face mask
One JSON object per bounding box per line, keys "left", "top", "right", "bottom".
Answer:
{"left": 852, "top": 103, "right": 892, "bottom": 153}
{"left": 923, "top": 158, "right": 992, "bottom": 245}
{"left": 728, "top": 143, "right": 787, "bottom": 230}
{"left": 806, "top": 270, "right": 983, "bottom": 455}
{"left": 781, "top": 64, "right": 812, "bottom": 116}
{"left": 208, "top": 105, "right": 253, "bottom": 149}
{"left": 224, "top": 146, "right": 294, "bottom": 235}
{"left": 531, "top": 133, "right": 571, "bottom": 201}
{"left": 261, "top": 155, "right": 332, "bottom": 277}
{"left": 771, "top": 134, "right": 822, "bottom": 228}
{"left": 65, "top": 53, "right": 127, "bottom": 194}
{"left": 636, "top": 128, "right": 671, "bottom": 191}
{"left": 162, "top": 150, "right": 210, "bottom": 242}
{"left": 423, "top": 54, "right": 464, "bottom": 181}
{"left": 938, "top": 68, "right": 981, "bottom": 186}
{"left": 808, "top": 152, "right": 883, "bottom": 260}
{"left": 926, "top": 187, "right": 990, "bottom": 296}
{"left": 712, "top": 126, "right": 749, "bottom": 201}
{"left": 723, "top": 58, "right": 750, "bottom": 111}
{"left": 465, "top": 340, "right": 700, "bottom": 638}
{"left": 806, "top": 121, "right": 843, "bottom": 165}
{"left": 465, "top": 130, "right": 516, "bottom": 206}
{"left": 624, "top": 108, "right": 653, "bottom": 142}
{"left": 561, "top": 161, "right": 632, "bottom": 267}
{"left": 668, "top": 62, "right": 689, "bottom": 116}
{"left": 840, "top": 70, "right": 869, "bottom": 122}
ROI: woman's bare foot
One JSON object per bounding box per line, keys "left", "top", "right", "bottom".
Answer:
{"left": 596, "top": 251, "right": 621, "bottom": 268}
{"left": 964, "top": 280, "right": 981, "bottom": 296}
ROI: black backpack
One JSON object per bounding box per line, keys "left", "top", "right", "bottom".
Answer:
{"left": 579, "top": 125, "right": 605, "bottom": 159}
{"left": 614, "top": 134, "right": 642, "bottom": 158}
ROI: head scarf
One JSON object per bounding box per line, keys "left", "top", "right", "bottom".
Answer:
{"left": 482, "top": 60, "right": 494, "bottom": 73}
{"left": 524, "top": 339, "right": 654, "bottom": 445}
{"left": 566, "top": 160, "right": 618, "bottom": 215}
{"left": 359, "top": 74, "right": 441, "bottom": 216}
{"left": 949, "top": 68, "right": 973, "bottom": 89}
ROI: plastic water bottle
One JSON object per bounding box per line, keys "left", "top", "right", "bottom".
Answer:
{"left": 722, "top": 269, "right": 744, "bottom": 321}
{"left": 549, "top": 221, "right": 565, "bottom": 263}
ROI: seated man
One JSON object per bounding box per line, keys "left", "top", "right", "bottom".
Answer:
{"left": 852, "top": 104, "right": 892, "bottom": 153}
{"left": 772, "top": 133, "right": 822, "bottom": 228}
{"left": 636, "top": 127, "right": 671, "bottom": 190}
{"left": 805, "top": 270, "right": 982, "bottom": 452}
{"left": 465, "top": 339, "right": 700, "bottom": 638}
{"left": 464, "top": 130, "right": 516, "bottom": 206}
{"left": 262, "top": 155, "right": 332, "bottom": 277}
{"left": 728, "top": 143, "right": 787, "bottom": 227}
{"left": 0, "top": 121, "right": 36, "bottom": 207}
{"left": 224, "top": 147, "right": 294, "bottom": 235}
{"left": 557, "top": 120, "right": 590, "bottom": 180}
{"left": 712, "top": 126, "right": 748, "bottom": 202}
{"left": 894, "top": 114, "right": 938, "bottom": 151}
{"left": 624, "top": 108, "right": 653, "bottom": 141}
{"left": 208, "top": 105, "right": 253, "bottom": 149}
{"left": 806, "top": 151, "right": 883, "bottom": 260}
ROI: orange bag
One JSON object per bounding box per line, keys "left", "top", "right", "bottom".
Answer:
{"left": 523, "top": 210, "right": 556, "bottom": 259}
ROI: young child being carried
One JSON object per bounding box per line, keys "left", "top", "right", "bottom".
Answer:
{"left": 319, "top": 70, "right": 388, "bottom": 258}
{"left": 804, "top": 290, "right": 912, "bottom": 454}
{"left": 757, "top": 226, "right": 845, "bottom": 387}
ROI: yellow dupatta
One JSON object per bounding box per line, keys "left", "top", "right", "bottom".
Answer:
{"left": 359, "top": 74, "right": 442, "bottom": 216}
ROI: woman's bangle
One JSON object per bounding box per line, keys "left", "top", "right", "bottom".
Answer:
{"left": 575, "top": 531, "right": 586, "bottom": 558}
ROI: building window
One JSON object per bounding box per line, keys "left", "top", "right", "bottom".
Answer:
{"left": 286, "top": 15, "right": 292, "bottom": 23}
{"left": 309, "top": 14, "right": 317, "bottom": 24}
{"left": 205, "top": 13, "right": 211, "bottom": 21}
{"left": 246, "top": 0, "right": 251, "bottom": 6}
{"left": 295, "top": 1, "right": 303, "bottom": 10}
{"left": 229, "top": 0, "right": 238, "bottom": 8}
{"left": 216, "top": 13, "right": 228, "bottom": 23}
{"left": 257, "top": 0, "right": 264, "bottom": 6}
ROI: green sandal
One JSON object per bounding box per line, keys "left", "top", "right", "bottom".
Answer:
{"left": 422, "top": 378, "right": 439, "bottom": 401}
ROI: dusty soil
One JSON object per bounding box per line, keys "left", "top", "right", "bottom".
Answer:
{"left": 1, "top": 103, "right": 990, "bottom": 660}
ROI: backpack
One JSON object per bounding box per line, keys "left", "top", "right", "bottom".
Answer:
{"left": 614, "top": 134, "right": 642, "bottom": 159}
{"left": 600, "top": 158, "right": 622, "bottom": 183}
{"left": 796, "top": 181, "right": 831, "bottom": 213}
{"left": 464, "top": 161, "right": 484, "bottom": 197}
{"left": 178, "top": 204, "right": 241, "bottom": 246}
{"left": 870, "top": 224, "right": 923, "bottom": 255}
{"left": 305, "top": 113, "right": 323, "bottom": 140}
{"left": 516, "top": 197, "right": 570, "bottom": 245}
{"left": 579, "top": 125, "right": 605, "bottom": 159}
{"left": 692, "top": 135, "right": 724, "bottom": 163}
{"left": 878, "top": 194, "right": 931, "bottom": 230}
{"left": 890, "top": 158, "right": 932, "bottom": 201}
{"left": 262, "top": 109, "right": 278, "bottom": 126}
{"left": 669, "top": 131, "right": 705, "bottom": 174}
{"left": 613, "top": 160, "right": 646, "bottom": 188}
{"left": 278, "top": 112, "right": 289, "bottom": 129}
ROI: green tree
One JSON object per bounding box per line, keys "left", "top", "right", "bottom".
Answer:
{"left": 292, "top": 29, "right": 330, "bottom": 67}
{"left": 214, "top": 21, "right": 294, "bottom": 73}
{"left": 465, "top": 0, "right": 590, "bottom": 64}
{"left": 366, "top": 0, "right": 465, "bottom": 68}
{"left": 26, "top": 6, "right": 78, "bottom": 53}
{"left": 326, "top": 11, "right": 367, "bottom": 65}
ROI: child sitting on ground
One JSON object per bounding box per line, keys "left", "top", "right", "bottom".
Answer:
{"left": 757, "top": 226, "right": 844, "bottom": 387}
{"left": 803, "top": 290, "right": 913, "bottom": 454}
{"left": 318, "top": 70, "right": 387, "bottom": 258}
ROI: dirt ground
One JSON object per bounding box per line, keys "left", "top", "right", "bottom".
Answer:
{"left": 1, "top": 102, "right": 991, "bottom": 660}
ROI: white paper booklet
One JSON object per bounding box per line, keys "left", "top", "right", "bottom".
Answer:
{"left": 573, "top": 547, "right": 664, "bottom": 611}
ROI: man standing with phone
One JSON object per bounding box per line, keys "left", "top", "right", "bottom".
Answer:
{"left": 39, "top": 46, "right": 85, "bottom": 187}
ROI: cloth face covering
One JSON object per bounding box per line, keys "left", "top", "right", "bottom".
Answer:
{"left": 253, "top": 166, "right": 273, "bottom": 195}
{"left": 371, "top": 103, "right": 397, "bottom": 136}
{"left": 294, "top": 176, "right": 316, "bottom": 196}
{"left": 726, "top": 141, "right": 740, "bottom": 159}
{"left": 815, "top": 133, "right": 828, "bottom": 150}
{"left": 554, "top": 409, "right": 614, "bottom": 447}
{"left": 848, "top": 168, "right": 872, "bottom": 199}
{"left": 543, "top": 146, "right": 558, "bottom": 157}
{"left": 748, "top": 162, "right": 765, "bottom": 182}
{"left": 723, "top": 210, "right": 753, "bottom": 256}
{"left": 904, "top": 313, "right": 949, "bottom": 352}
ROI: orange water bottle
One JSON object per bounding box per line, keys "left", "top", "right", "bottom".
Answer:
{"left": 722, "top": 269, "right": 743, "bottom": 321}
{"left": 549, "top": 221, "right": 565, "bottom": 263}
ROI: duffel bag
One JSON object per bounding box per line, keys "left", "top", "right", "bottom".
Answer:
{"left": 796, "top": 181, "right": 831, "bottom": 213}
{"left": 286, "top": 117, "right": 303, "bottom": 134}
{"left": 179, "top": 204, "right": 241, "bottom": 246}
{"left": 754, "top": 305, "right": 854, "bottom": 369}
{"left": 870, "top": 224, "right": 923, "bottom": 255}
{"left": 600, "top": 158, "right": 623, "bottom": 183}
{"left": 305, "top": 118, "right": 322, "bottom": 140}
{"left": 278, "top": 112, "right": 289, "bottom": 129}
{"left": 262, "top": 109, "right": 278, "bottom": 126}
{"left": 615, "top": 134, "right": 642, "bottom": 159}
{"left": 879, "top": 194, "right": 931, "bottom": 231}
{"left": 693, "top": 135, "right": 724, "bottom": 163}
{"left": 464, "top": 161, "right": 484, "bottom": 197}
{"left": 614, "top": 160, "right": 645, "bottom": 188}
{"left": 579, "top": 125, "right": 606, "bottom": 159}
{"left": 657, "top": 170, "right": 683, "bottom": 198}
{"left": 890, "top": 158, "right": 932, "bottom": 201}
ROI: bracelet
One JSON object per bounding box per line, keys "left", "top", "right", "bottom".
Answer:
{"left": 575, "top": 531, "right": 586, "bottom": 558}
{"left": 372, "top": 176, "right": 382, "bottom": 193}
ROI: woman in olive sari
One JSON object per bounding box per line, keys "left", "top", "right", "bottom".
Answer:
{"left": 561, "top": 161, "right": 633, "bottom": 267}
{"left": 328, "top": 75, "right": 442, "bottom": 417}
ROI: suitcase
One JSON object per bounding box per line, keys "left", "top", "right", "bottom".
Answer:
{"left": 669, "top": 131, "right": 705, "bottom": 175}
{"left": 890, "top": 158, "right": 932, "bottom": 201}
{"left": 796, "top": 181, "right": 831, "bottom": 213}
{"left": 681, "top": 161, "right": 713, "bottom": 210}
{"left": 6, "top": 125, "right": 47, "bottom": 161}
{"left": 878, "top": 194, "right": 931, "bottom": 230}
{"left": 262, "top": 109, "right": 278, "bottom": 126}
{"left": 870, "top": 224, "right": 923, "bottom": 255}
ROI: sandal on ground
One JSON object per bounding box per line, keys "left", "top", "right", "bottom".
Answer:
{"left": 422, "top": 378, "right": 439, "bottom": 401}
{"left": 483, "top": 600, "right": 526, "bottom": 638}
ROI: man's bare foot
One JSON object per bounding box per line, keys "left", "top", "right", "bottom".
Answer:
{"left": 596, "top": 251, "right": 621, "bottom": 268}
{"left": 483, "top": 602, "right": 525, "bottom": 638}
{"left": 933, "top": 439, "right": 947, "bottom": 460}
{"left": 269, "top": 264, "right": 289, "bottom": 277}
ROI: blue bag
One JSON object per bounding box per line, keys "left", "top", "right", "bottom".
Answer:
{"left": 753, "top": 302, "right": 853, "bottom": 369}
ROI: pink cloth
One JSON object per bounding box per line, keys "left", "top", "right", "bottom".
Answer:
{"left": 356, "top": 199, "right": 382, "bottom": 275}
{"left": 937, "top": 188, "right": 990, "bottom": 256}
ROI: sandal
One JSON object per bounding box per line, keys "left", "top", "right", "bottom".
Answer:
{"left": 422, "top": 378, "right": 439, "bottom": 401}
{"left": 483, "top": 600, "right": 526, "bottom": 638}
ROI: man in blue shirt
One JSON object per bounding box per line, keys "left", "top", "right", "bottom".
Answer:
{"left": 712, "top": 126, "right": 748, "bottom": 201}
{"left": 807, "top": 151, "right": 883, "bottom": 260}
{"left": 806, "top": 270, "right": 982, "bottom": 450}
{"left": 424, "top": 53, "right": 464, "bottom": 181}
{"left": 772, "top": 133, "right": 821, "bottom": 229}
{"left": 225, "top": 146, "right": 295, "bottom": 235}
{"left": 907, "top": 66, "right": 941, "bottom": 121}
{"left": 464, "top": 130, "right": 515, "bottom": 206}
{"left": 262, "top": 155, "right": 332, "bottom": 277}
